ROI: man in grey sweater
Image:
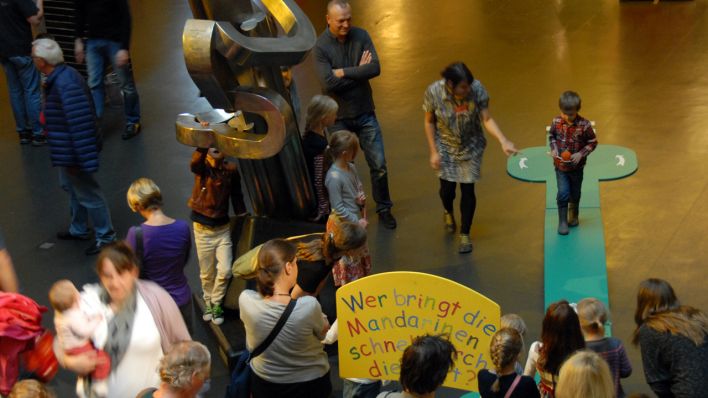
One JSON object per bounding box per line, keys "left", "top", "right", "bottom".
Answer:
{"left": 314, "top": 0, "right": 397, "bottom": 229}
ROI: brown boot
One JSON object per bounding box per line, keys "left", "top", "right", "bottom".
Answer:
{"left": 568, "top": 202, "right": 579, "bottom": 227}
{"left": 558, "top": 206, "right": 569, "bottom": 235}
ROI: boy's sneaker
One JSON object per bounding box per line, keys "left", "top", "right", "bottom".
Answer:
{"left": 211, "top": 303, "right": 224, "bottom": 325}
{"left": 202, "top": 304, "right": 213, "bottom": 321}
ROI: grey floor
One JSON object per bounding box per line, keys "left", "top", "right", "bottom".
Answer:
{"left": 2, "top": 0, "right": 708, "bottom": 396}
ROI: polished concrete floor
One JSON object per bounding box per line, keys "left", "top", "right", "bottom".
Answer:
{"left": 2, "top": 0, "right": 708, "bottom": 396}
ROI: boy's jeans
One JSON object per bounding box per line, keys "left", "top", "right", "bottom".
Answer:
{"left": 193, "top": 222, "right": 232, "bottom": 306}
{"left": 555, "top": 168, "right": 584, "bottom": 206}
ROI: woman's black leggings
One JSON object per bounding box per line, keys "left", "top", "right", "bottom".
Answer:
{"left": 439, "top": 179, "right": 476, "bottom": 234}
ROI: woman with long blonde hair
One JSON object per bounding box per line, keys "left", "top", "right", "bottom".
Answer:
{"left": 555, "top": 350, "right": 614, "bottom": 398}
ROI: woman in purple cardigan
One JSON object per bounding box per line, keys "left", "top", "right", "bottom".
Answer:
{"left": 125, "top": 178, "right": 193, "bottom": 331}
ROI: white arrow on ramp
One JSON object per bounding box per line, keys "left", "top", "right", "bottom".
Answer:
{"left": 519, "top": 157, "right": 528, "bottom": 169}
{"left": 615, "top": 155, "right": 625, "bottom": 166}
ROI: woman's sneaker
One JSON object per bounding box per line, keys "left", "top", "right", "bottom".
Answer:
{"left": 202, "top": 304, "right": 213, "bottom": 321}
{"left": 211, "top": 303, "right": 224, "bottom": 325}
{"left": 458, "top": 234, "right": 473, "bottom": 254}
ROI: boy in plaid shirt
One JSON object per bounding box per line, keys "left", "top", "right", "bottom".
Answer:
{"left": 548, "top": 91, "right": 598, "bottom": 235}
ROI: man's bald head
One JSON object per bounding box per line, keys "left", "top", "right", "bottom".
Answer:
{"left": 326, "top": 0, "right": 352, "bottom": 41}
{"left": 327, "top": 0, "right": 350, "bottom": 14}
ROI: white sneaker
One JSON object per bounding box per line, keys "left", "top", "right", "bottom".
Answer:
{"left": 92, "top": 379, "right": 109, "bottom": 397}
{"left": 202, "top": 304, "right": 213, "bottom": 321}
{"left": 211, "top": 303, "right": 224, "bottom": 325}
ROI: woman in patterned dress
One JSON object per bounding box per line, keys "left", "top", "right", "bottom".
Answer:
{"left": 423, "top": 62, "right": 518, "bottom": 253}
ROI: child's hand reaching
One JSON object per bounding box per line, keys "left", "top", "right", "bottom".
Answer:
{"left": 358, "top": 218, "right": 368, "bottom": 228}
{"left": 356, "top": 191, "right": 366, "bottom": 206}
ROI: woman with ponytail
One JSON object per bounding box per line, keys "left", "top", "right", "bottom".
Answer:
{"left": 577, "top": 298, "right": 632, "bottom": 398}
{"left": 633, "top": 278, "right": 708, "bottom": 397}
{"left": 238, "top": 239, "right": 332, "bottom": 398}
{"left": 478, "top": 328, "right": 539, "bottom": 398}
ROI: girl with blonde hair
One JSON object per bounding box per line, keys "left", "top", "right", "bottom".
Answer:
{"left": 303, "top": 95, "right": 339, "bottom": 222}
{"left": 555, "top": 350, "right": 614, "bottom": 398}
{"left": 325, "top": 130, "right": 372, "bottom": 286}
{"left": 478, "top": 328, "right": 539, "bottom": 397}
{"left": 577, "top": 298, "right": 631, "bottom": 397}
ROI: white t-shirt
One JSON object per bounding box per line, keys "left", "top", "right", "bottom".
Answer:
{"left": 239, "top": 290, "right": 329, "bottom": 383}
{"left": 106, "top": 293, "right": 162, "bottom": 398}
{"left": 524, "top": 341, "right": 542, "bottom": 377}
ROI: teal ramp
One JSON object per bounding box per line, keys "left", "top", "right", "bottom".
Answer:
{"left": 461, "top": 144, "right": 636, "bottom": 398}
{"left": 507, "top": 144, "right": 637, "bottom": 328}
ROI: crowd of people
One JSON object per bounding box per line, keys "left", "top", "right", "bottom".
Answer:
{"left": 2, "top": 0, "right": 708, "bottom": 397}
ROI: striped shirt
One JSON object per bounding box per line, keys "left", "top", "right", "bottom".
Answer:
{"left": 586, "top": 337, "right": 632, "bottom": 398}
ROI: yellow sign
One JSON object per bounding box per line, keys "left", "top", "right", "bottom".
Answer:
{"left": 336, "top": 272, "right": 500, "bottom": 392}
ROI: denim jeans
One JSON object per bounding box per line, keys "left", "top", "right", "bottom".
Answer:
{"left": 1, "top": 55, "right": 42, "bottom": 136}
{"left": 58, "top": 168, "right": 116, "bottom": 243}
{"left": 193, "top": 222, "right": 232, "bottom": 306}
{"left": 555, "top": 168, "right": 584, "bottom": 206}
{"left": 85, "top": 39, "right": 140, "bottom": 125}
{"left": 333, "top": 112, "right": 393, "bottom": 213}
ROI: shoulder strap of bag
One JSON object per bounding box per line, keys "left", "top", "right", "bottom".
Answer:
{"left": 250, "top": 299, "right": 297, "bottom": 359}
{"left": 135, "top": 226, "right": 144, "bottom": 265}
{"left": 504, "top": 374, "right": 522, "bottom": 398}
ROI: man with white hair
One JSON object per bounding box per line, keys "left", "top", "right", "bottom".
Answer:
{"left": 0, "top": 0, "right": 45, "bottom": 145}
{"left": 32, "top": 38, "right": 116, "bottom": 255}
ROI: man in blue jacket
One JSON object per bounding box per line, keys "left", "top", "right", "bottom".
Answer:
{"left": 32, "top": 38, "right": 116, "bottom": 255}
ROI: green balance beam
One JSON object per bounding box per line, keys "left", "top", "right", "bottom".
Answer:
{"left": 507, "top": 144, "right": 637, "bottom": 328}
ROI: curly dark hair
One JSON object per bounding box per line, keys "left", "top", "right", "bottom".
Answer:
{"left": 400, "top": 335, "right": 457, "bottom": 395}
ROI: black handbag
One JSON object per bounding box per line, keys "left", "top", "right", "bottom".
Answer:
{"left": 225, "top": 299, "right": 297, "bottom": 398}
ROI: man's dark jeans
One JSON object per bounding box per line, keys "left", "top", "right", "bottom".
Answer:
{"left": 333, "top": 111, "right": 393, "bottom": 213}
